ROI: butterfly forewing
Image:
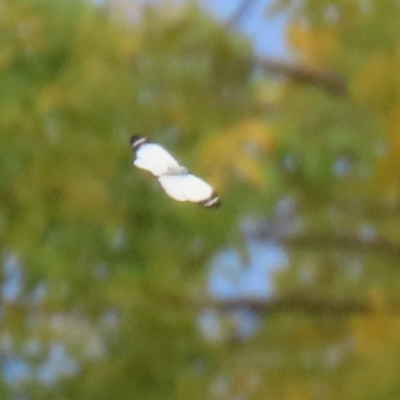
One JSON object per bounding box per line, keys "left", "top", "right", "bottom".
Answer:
{"left": 134, "top": 143, "right": 182, "bottom": 176}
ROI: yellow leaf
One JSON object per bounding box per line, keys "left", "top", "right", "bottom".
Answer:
{"left": 372, "top": 101, "right": 400, "bottom": 204}
{"left": 202, "top": 119, "right": 274, "bottom": 188}
{"left": 352, "top": 53, "right": 397, "bottom": 109}
{"left": 287, "top": 23, "right": 340, "bottom": 66}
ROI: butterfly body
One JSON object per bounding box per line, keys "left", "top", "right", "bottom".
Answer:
{"left": 130, "top": 135, "right": 220, "bottom": 208}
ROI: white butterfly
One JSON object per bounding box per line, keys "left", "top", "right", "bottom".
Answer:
{"left": 130, "top": 135, "right": 220, "bottom": 208}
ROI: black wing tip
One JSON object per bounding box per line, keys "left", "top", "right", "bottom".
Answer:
{"left": 130, "top": 135, "right": 148, "bottom": 150}
{"left": 203, "top": 194, "right": 221, "bottom": 208}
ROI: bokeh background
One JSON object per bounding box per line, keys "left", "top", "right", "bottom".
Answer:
{"left": 1, "top": 0, "right": 400, "bottom": 398}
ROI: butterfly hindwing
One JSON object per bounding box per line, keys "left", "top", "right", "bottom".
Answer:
{"left": 157, "top": 174, "right": 212, "bottom": 202}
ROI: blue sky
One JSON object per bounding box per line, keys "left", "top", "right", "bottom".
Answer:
{"left": 202, "top": 0, "right": 290, "bottom": 58}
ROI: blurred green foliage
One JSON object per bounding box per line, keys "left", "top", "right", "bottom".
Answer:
{"left": 2, "top": 0, "right": 400, "bottom": 399}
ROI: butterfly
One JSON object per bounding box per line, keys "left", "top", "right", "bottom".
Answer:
{"left": 130, "top": 135, "right": 220, "bottom": 208}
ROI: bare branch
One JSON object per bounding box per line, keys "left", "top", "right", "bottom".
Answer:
{"left": 254, "top": 57, "right": 348, "bottom": 96}
{"left": 248, "top": 226, "right": 400, "bottom": 259}
{"left": 195, "top": 294, "right": 371, "bottom": 315}
{"left": 283, "top": 233, "right": 400, "bottom": 258}
{"left": 6, "top": 292, "right": 393, "bottom": 317}
{"left": 226, "top": 0, "right": 259, "bottom": 30}
{"left": 161, "top": 292, "right": 395, "bottom": 315}
{"left": 223, "top": 1, "right": 348, "bottom": 95}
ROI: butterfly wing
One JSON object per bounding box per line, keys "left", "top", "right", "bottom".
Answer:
{"left": 134, "top": 143, "right": 183, "bottom": 176}
{"left": 158, "top": 174, "right": 219, "bottom": 206}
{"left": 130, "top": 136, "right": 220, "bottom": 207}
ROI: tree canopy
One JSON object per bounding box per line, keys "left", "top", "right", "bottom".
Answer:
{"left": 2, "top": 0, "right": 400, "bottom": 399}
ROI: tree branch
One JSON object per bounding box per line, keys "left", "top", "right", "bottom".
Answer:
{"left": 226, "top": 0, "right": 259, "bottom": 30}
{"left": 4, "top": 293, "right": 393, "bottom": 317}
{"left": 158, "top": 292, "right": 396, "bottom": 315}
{"left": 284, "top": 233, "right": 400, "bottom": 258}
{"left": 224, "top": 1, "right": 348, "bottom": 95}
{"left": 254, "top": 57, "right": 348, "bottom": 96}
{"left": 249, "top": 228, "right": 400, "bottom": 259}
{"left": 194, "top": 294, "right": 371, "bottom": 315}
